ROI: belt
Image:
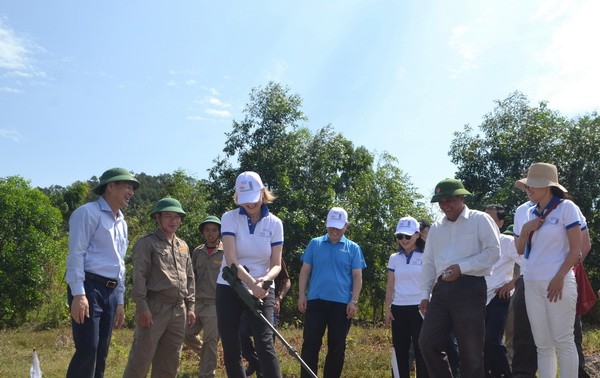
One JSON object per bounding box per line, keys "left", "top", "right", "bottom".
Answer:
{"left": 85, "top": 272, "right": 118, "bottom": 289}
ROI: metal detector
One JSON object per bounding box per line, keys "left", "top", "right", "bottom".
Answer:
{"left": 222, "top": 264, "right": 317, "bottom": 378}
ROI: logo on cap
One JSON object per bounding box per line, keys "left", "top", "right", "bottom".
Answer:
{"left": 238, "top": 180, "right": 255, "bottom": 193}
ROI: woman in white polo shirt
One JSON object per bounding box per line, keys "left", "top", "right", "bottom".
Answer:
{"left": 514, "top": 163, "right": 582, "bottom": 378}
{"left": 385, "top": 216, "right": 429, "bottom": 378}
{"left": 216, "top": 171, "right": 283, "bottom": 378}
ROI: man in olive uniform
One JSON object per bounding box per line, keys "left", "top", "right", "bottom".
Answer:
{"left": 123, "top": 198, "right": 196, "bottom": 378}
{"left": 184, "top": 215, "right": 224, "bottom": 378}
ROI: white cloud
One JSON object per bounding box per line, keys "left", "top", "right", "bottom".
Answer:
{"left": 208, "top": 87, "right": 219, "bottom": 96}
{"left": 206, "top": 109, "right": 231, "bottom": 118}
{"left": 263, "top": 59, "right": 288, "bottom": 82}
{"left": 0, "top": 86, "right": 23, "bottom": 93}
{"left": 0, "top": 22, "right": 29, "bottom": 70}
{"left": 186, "top": 115, "right": 204, "bottom": 121}
{"left": 0, "top": 17, "right": 48, "bottom": 91}
{"left": 185, "top": 79, "right": 197, "bottom": 86}
{"left": 447, "top": 23, "right": 480, "bottom": 78}
{"left": 209, "top": 97, "right": 231, "bottom": 107}
{"left": 529, "top": 0, "right": 600, "bottom": 113}
{"left": 0, "top": 128, "right": 23, "bottom": 141}
{"left": 166, "top": 80, "right": 177, "bottom": 87}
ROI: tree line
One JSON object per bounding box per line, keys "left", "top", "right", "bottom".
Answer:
{"left": 1, "top": 84, "right": 599, "bottom": 329}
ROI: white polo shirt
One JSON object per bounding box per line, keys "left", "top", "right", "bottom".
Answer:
{"left": 217, "top": 206, "right": 284, "bottom": 286}
{"left": 388, "top": 249, "right": 425, "bottom": 306}
{"left": 515, "top": 198, "right": 580, "bottom": 281}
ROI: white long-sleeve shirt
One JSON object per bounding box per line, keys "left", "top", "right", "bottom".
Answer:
{"left": 421, "top": 205, "right": 500, "bottom": 300}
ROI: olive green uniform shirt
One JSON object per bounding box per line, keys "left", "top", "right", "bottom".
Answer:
{"left": 131, "top": 228, "right": 195, "bottom": 313}
{"left": 191, "top": 241, "right": 224, "bottom": 302}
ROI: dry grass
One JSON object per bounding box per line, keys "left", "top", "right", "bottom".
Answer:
{"left": 1, "top": 324, "right": 394, "bottom": 377}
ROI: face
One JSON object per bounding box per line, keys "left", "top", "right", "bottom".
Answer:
{"left": 156, "top": 212, "right": 182, "bottom": 236}
{"left": 106, "top": 181, "right": 135, "bottom": 209}
{"left": 240, "top": 192, "right": 263, "bottom": 217}
{"left": 396, "top": 232, "right": 419, "bottom": 251}
{"left": 202, "top": 223, "right": 221, "bottom": 246}
{"left": 484, "top": 208, "right": 503, "bottom": 229}
{"left": 327, "top": 224, "right": 348, "bottom": 244}
{"left": 522, "top": 184, "right": 550, "bottom": 203}
{"left": 420, "top": 227, "right": 429, "bottom": 240}
{"left": 438, "top": 195, "right": 465, "bottom": 222}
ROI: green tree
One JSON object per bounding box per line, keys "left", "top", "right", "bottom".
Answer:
{"left": 0, "top": 176, "right": 64, "bottom": 328}
{"left": 450, "top": 92, "right": 600, "bottom": 313}
{"left": 208, "top": 82, "right": 430, "bottom": 323}
{"left": 449, "top": 91, "right": 570, "bottom": 220}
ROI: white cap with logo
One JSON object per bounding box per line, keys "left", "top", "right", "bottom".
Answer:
{"left": 326, "top": 207, "right": 348, "bottom": 229}
{"left": 235, "top": 171, "right": 265, "bottom": 204}
{"left": 395, "top": 216, "right": 420, "bottom": 235}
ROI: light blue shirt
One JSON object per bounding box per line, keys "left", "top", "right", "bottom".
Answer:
{"left": 66, "top": 197, "right": 128, "bottom": 304}
{"left": 301, "top": 234, "right": 366, "bottom": 304}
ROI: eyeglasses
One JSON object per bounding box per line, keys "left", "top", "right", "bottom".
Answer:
{"left": 396, "top": 233, "right": 415, "bottom": 240}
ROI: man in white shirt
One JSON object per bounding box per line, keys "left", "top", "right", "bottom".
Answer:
{"left": 418, "top": 179, "right": 500, "bottom": 378}
{"left": 483, "top": 204, "right": 521, "bottom": 377}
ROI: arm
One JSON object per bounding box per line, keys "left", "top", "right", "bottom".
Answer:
{"left": 547, "top": 226, "right": 582, "bottom": 302}
{"left": 384, "top": 270, "right": 395, "bottom": 327}
{"left": 581, "top": 228, "right": 591, "bottom": 260}
{"left": 347, "top": 268, "right": 362, "bottom": 319}
{"left": 185, "top": 249, "right": 196, "bottom": 328}
{"left": 131, "top": 238, "right": 153, "bottom": 327}
{"left": 262, "top": 244, "right": 282, "bottom": 284}
{"left": 297, "top": 262, "right": 312, "bottom": 314}
{"left": 66, "top": 208, "right": 94, "bottom": 324}
{"left": 274, "top": 278, "right": 291, "bottom": 315}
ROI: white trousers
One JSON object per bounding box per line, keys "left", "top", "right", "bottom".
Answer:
{"left": 524, "top": 274, "right": 578, "bottom": 378}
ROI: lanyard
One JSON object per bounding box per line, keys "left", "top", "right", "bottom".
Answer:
{"left": 525, "top": 198, "right": 562, "bottom": 259}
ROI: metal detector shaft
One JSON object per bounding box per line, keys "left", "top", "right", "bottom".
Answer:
{"left": 222, "top": 264, "right": 317, "bottom": 378}
{"left": 257, "top": 311, "right": 317, "bottom": 378}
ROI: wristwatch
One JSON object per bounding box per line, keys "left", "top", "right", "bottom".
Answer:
{"left": 351, "top": 300, "right": 358, "bottom": 305}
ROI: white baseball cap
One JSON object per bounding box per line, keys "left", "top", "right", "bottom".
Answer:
{"left": 235, "top": 171, "right": 264, "bottom": 204}
{"left": 326, "top": 207, "right": 348, "bottom": 229}
{"left": 395, "top": 216, "right": 420, "bottom": 236}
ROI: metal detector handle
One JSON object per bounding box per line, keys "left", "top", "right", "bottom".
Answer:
{"left": 261, "top": 280, "right": 273, "bottom": 290}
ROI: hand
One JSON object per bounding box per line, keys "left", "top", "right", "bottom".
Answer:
{"left": 384, "top": 308, "right": 394, "bottom": 328}
{"left": 187, "top": 310, "right": 196, "bottom": 329}
{"left": 523, "top": 218, "right": 544, "bottom": 234}
{"left": 138, "top": 310, "right": 153, "bottom": 327}
{"left": 297, "top": 297, "right": 307, "bottom": 314}
{"left": 547, "top": 274, "right": 564, "bottom": 302}
{"left": 346, "top": 302, "right": 358, "bottom": 319}
{"left": 249, "top": 281, "right": 268, "bottom": 299}
{"left": 70, "top": 295, "right": 89, "bottom": 324}
{"left": 274, "top": 297, "right": 281, "bottom": 314}
{"left": 114, "top": 304, "right": 125, "bottom": 329}
{"left": 441, "top": 264, "right": 461, "bottom": 282}
{"left": 419, "top": 299, "right": 429, "bottom": 316}
{"left": 496, "top": 282, "right": 515, "bottom": 299}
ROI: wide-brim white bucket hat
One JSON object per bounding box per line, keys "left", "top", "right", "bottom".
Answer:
{"left": 515, "top": 162, "right": 568, "bottom": 192}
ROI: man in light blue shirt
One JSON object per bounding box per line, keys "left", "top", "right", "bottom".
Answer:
{"left": 298, "top": 207, "right": 366, "bottom": 378}
{"left": 66, "top": 167, "right": 139, "bottom": 378}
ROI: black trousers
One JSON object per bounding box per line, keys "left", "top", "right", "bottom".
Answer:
{"left": 419, "top": 275, "right": 487, "bottom": 378}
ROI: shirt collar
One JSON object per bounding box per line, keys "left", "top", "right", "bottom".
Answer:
{"left": 532, "top": 196, "right": 562, "bottom": 217}
{"left": 98, "top": 197, "right": 123, "bottom": 220}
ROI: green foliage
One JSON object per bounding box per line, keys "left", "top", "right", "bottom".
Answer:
{"left": 0, "top": 176, "right": 64, "bottom": 328}
{"left": 208, "top": 82, "right": 430, "bottom": 323}
{"left": 450, "top": 92, "right": 600, "bottom": 321}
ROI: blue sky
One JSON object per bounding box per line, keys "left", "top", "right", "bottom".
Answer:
{"left": 1, "top": 1, "right": 598, "bottom": 203}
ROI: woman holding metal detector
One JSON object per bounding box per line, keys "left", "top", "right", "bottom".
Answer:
{"left": 215, "top": 171, "right": 283, "bottom": 378}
